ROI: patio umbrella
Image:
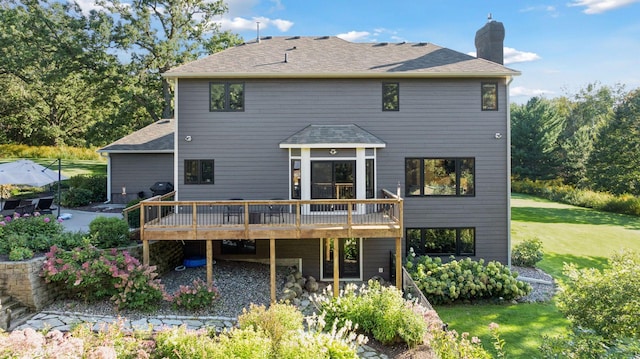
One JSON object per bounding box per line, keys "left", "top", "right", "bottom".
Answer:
{"left": 0, "top": 159, "right": 67, "bottom": 217}
{"left": 0, "top": 159, "right": 67, "bottom": 187}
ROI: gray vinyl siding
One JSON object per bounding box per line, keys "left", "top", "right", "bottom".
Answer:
{"left": 176, "top": 77, "right": 509, "bottom": 271}
{"left": 109, "top": 153, "right": 174, "bottom": 203}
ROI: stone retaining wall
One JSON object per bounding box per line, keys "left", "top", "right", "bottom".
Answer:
{"left": 0, "top": 240, "right": 184, "bottom": 311}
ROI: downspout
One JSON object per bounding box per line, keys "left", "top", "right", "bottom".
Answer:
{"left": 506, "top": 76, "right": 513, "bottom": 268}
{"left": 101, "top": 152, "right": 112, "bottom": 203}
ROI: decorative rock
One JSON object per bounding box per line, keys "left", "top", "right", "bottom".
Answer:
{"left": 305, "top": 277, "right": 319, "bottom": 292}
{"left": 291, "top": 283, "right": 303, "bottom": 296}
{"left": 293, "top": 271, "right": 302, "bottom": 280}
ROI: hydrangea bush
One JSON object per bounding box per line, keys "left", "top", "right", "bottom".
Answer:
{"left": 0, "top": 212, "right": 64, "bottom": 260}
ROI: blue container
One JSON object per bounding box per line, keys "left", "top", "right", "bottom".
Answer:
{"left": 183, "top": 256, "right": 207, "bottom": 268}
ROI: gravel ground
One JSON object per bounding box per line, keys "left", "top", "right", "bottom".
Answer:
{"left": 512, "top": 265, "right": 557, "bottom": 303}
{"left": 44, "top": 260, "right": 289, "bottom": 320}
{"left": 43, "top": 262, "right": 556, "bottom": 320}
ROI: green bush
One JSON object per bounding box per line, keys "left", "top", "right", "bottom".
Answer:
{"left": 238, "top": 303, "right": 304, "bottom": 349}
{"left": 60, "top": 187, "right": 93, "bottom": 207}
{"left": 311, "top": 280, "right": 429, "bottom": 347}
{"left": 405, "top": 252, "right": 531, "bottom": 304}
{"left": 8, "top": 246, "right": 34, "bottom": 261}
{"left": 125, "top": 198, "right": 142, "bottom": 228}
{"left": 0, "top": 214, "right": 63, "bottom": 259}
{"left": 556, "top": 250, "right": 640, "bottom": 340}
{"left": 539, "top": 329, "right": 640, "bottom": 358}
{"left": 88, "top": 216, "right": 130, "bottom": 248}
{"left": 512, "top": 238, "right": 544, "bottom": 267}
{"left": 68, "top": 174, "right": 107, "bottom": 202}
{"left": 429, "top": 328, "right": 493, "bottom": 359}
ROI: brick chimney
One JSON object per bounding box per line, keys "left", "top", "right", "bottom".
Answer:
{"left": 475, "top": 16, "right": 505, "bottom": 64}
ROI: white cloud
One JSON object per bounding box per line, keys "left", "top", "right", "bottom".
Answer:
{"left": 73, "top": 0, "right": 105, "bottom": 15}
{"left": 568, "top": 0, "right": 640, "bottom": 14}
{"left": 510, "top": 86, "right": 554, "bottom": 97}
{"left": 219, "top": 16, "right": 293, "bottom": 33}
{"left": 466, "top": 47, "right": 540, "bottom": 64}
{"left": 504, "top": 47, "right": 542, "bottom": 64}
{"left": 336, "top": 31, "right": 371, "bottom": 42}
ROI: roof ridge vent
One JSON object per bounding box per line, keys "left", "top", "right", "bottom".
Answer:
{"left": 412, "top": 42, "right": 428, "bottom": 47}
{"left": 316, "top": 36, "right": 330, "bottom": 40}
{"left": 374, "top": 42, "right": 388, "bottom": 47}
{"left": 261, "top": 36, "right": 272, "bottom": 40}
{"left": 287, "top": 36, "right": 301, "bottom": 40}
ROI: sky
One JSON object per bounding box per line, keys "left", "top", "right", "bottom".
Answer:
{"left": 213, "top": 0, "right": 640, "bottom": 103}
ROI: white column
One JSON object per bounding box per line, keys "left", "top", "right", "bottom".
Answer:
{"left": 301, "top": 148, "right": 311, "bottom": 215}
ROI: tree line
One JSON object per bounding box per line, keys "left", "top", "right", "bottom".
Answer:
{"left": 0, "top": 0, "right": 242, "bottom": 148}
{"left": 511, "top": 83, "right": 640, "bottom": 196}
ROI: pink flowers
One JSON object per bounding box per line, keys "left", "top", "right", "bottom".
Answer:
{"left": 44, "top": 217, "right": 51, "bottom": 223}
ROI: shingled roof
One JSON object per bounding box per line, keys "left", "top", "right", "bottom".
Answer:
{"left": 280, "top": 124, "right": 386, "bottom": 148}
{"left": 164, "top": 36, "right": 520, "bottom": 79}
{"left": 98, "top": 119, "right": 174, "bottom": 153}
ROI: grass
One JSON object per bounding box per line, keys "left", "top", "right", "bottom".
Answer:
{"left": 436, "top": 302, "right": 570, "bottom": 358}
{"left": 0, "top": 158, "right": 106, "bottom": 179}
{"left": 436, "top": 192, "right": 640, "bottom": 358}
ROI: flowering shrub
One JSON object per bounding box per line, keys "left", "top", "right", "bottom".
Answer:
{"left": 512, "top": 237, "right": 544, "bottom": 267}
{"left": 405, "top": 251, "right": 532, "bottom": 304}
{"left": 8, "top": 246, "right": 34, "bottom": 261}
{"left": 42, "top": 242, "right": 164, "bottom": 310}
{"left": 311, "top": 280, "right": 430, "bottom": 347}
{"left": 0, "top": 212, "right": 63, "bottom": 260}
{"left": 429, "top": 327, "right": 493, "bottom": 358}
{"left": 165, "top": 278, "right": 219, "bottom": 310}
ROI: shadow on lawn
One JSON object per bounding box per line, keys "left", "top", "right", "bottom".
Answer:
{"left": 539, "top": 253, "right": 610, "bottom": 280}
{"left": 512, "top": 206, "right": 640, "bottom": 230}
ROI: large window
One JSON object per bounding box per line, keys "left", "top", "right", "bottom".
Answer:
{"left": 406, "top": 228, "right": 475, "bottom": 256}
{"left": 210, "top": 82, "right": 244, "bottom": 111}
{"left": 481, "top": 82, "right": 498, "bottom": 111}
{"left": 405, "top": 158, "right": 475, "bottom": 196}
{"left": 382, "top": 82, "right": 399, "bottom": 111}
{"left": 184, "top": 160, "right": 214, "bottom": 184}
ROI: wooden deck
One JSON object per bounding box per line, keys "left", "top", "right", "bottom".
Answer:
{"left": 128, "top": 194, "right": 404, "bottom": 300}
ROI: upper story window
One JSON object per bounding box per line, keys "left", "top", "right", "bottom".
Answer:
{"left": 184, "top": 159, "right": 214, "bottom": 184}
{"left": 406, "top": 227, "right": 475, "bottom": 256}
{"left": 382, "top": 82, "right": 399, "bottom": 111}
{"left": 210, "top": 82, "right": 244, "bottom": 111}
{"left": 405, "top": 158, "right": 475, "bottom": 196}
{"left": 481, "top": 82, "right": 498, "bottom": 111}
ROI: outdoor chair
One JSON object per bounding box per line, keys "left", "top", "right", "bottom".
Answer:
{"left": 15, "top": 203, "right": 35, "bottom": 216}
{"left": 35, "top": 197, "right": 56, "bottom": 214}
{"left": 266, "top": 198, "right": 286, "bottom": 223}
{"left": 224, "top": 198, "right": 244, "bottom": 224}
{"left": 0, "top": 199, "right": 21, "bottom": 216}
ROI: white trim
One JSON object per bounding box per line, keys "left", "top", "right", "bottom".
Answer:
{"left": 319, "top": 238, "right": 364, "bottom": 282}
{"left": 96, "top": 150, "right": 174, "bottom": 154}
{"left": 506, "top": 76, "right": 513, "bottom": 267}
{"left": 106, "top": 155, "right": 112, "bottom": 202}
{"left": 280, "top": 143, "right": 385, "bottom": 149}
{"left": 164, "top": 72, "right": 520, "bottom": 80}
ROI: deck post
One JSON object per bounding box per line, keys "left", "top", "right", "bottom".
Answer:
{"left": 395, "top": 237, "right": 402, "bottom": 290}
{"left": 206, "top": 240, "right": 213, "bottom": 286}
{"left": 270, "top": 237, "right": 276, "bottom": 302}
{"left": 141, "top": 202, "right": 149, "bottom": 266}
{"left": 333, "top": 237, "right": 340, "bottom": 298}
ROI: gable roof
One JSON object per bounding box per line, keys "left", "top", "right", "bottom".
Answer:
{"left": 280, "top": 124, "right": 386, "bottom": 148}
{"left": 98, "top": 119, "right": 174, "bottom": 154}
{"left": 164, "top": 36, "right": 520, "bottom": 79}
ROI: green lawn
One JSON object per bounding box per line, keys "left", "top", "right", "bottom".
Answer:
{"left": 436, "top": 193, "right": 640, "bottom": 357}
{"left": 0, "top": 158, "right": 106, "bottom": 179}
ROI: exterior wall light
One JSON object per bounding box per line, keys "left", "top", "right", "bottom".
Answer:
{"left": 494, "top": 132, "right": 503, "bottom": 139}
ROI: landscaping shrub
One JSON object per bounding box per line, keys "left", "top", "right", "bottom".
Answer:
{"left": 60, "top": 187, "right": 93, "bottom": 207}
{"left": 0, "top": 213, "right": 63, "bottom": 260}
{"left": 556, "top": 250, "right": 640, "bottom": 340}
{"left": 68, "top": 174, "right": 107, "bottom": 202}
{"left": 8, "top": 246, "right": 34, "bottom": 261}
{"left": 404, "top": 251, "right": 531, "bottom": 304}
{"left": 42, "top": 242, "right": 164, "bottom": 310}
{"left": 238, "top": 303, "right": 304, "bottom": 349}
{"left": 511, "top": 238, "right": 544, "bottom": 267}
{"left": 165, "top": 278, "right": 220, "bottom": 310}
{"left": 88, "top": 216, "right": 131, "bottom": 248}
{"left": 125, "top": 197, "right": 142, "bottom": 228}
{"left": 539, "top": 329, "right": 640, "bottom": 358}
{"left": 429, "top": 328, "right": 493, "bottom": 359}
{"left": 512, "top": 178, "right": 640, "bottom": 216}
{"left": 311, "top": 280, "right": 429, "bottom": 347}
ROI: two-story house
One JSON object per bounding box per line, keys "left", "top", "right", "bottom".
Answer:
{"left": 103, "top": 20, "right": 519, "bottom": 299}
